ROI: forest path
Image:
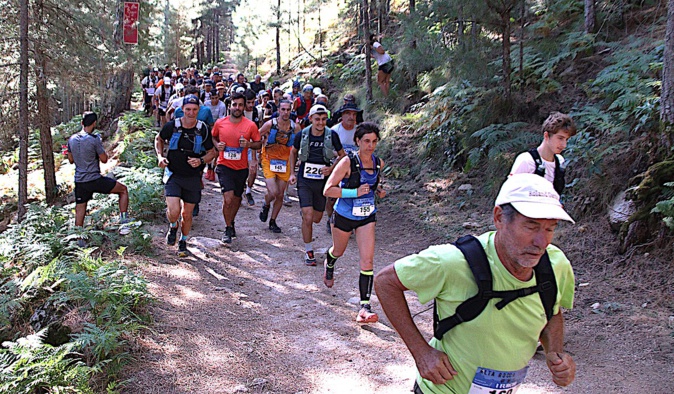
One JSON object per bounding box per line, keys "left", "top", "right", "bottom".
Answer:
{"left": 120, "top": 159, "right": 673, "bottom": 393}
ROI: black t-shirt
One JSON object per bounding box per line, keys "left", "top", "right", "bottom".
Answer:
{"left": 250, "top": 81, "right": 265, "bottom": 94}
{"left": 293, "top": 129, "right": 343, "bottom": 179}
{"left": 160, "top": 120, "right": 214, "bottom": 178}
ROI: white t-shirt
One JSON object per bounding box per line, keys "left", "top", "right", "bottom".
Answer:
{"left": 207, "top": 101, "right": 228, "bottom": 119}
{"left": 372, "top": 42, "right": 392, "bottom": 66}
{"left": 509, "top": 151, "right": 565, "bottom": 184}
{"left": 334, "top": 122, "right": 357, "bottom": 153}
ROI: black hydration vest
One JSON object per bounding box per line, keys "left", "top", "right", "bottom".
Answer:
{"left": 529, "top": 149, "right": 566, "bottom": 195}
{"left": 433, "top": 235, "right": 557, "bottom": 340}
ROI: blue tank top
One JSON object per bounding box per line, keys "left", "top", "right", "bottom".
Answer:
{"left": 334, "top": 154, "right": 378, "bottom": 220}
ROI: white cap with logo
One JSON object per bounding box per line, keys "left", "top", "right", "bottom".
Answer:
{"left": 495, "top": 174, "right": 575, "bottom": 223}
{"left": 309, "top": 104, "right": 328, "bottom": 117}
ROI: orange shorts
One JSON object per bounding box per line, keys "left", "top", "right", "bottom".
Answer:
{"left": 261, "top": 155, "right": 291, "bottom": 182}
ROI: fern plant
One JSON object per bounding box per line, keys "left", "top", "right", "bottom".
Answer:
{"left": 652, "top": 182, "right": 674, "bottom": 230}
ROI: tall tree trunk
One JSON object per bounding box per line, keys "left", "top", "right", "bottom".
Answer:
{"left": 363, "top": 0, "right": 373, "bottom": 101}
{"left": 502, "top": 12, "right": 512, "bottom": 101}
{"left": 519, "top": 0, "right": 525, "bottom": 90}
{"left": 276, "top": 0, "right": 281, "bottom": 75}
{"left": 99, "top": 0, "right": 136, "bottom": 130}
{"left": 457, "top": 3, "right": 464, "bottom": 49}
{"left": 18, "top": 0, "right": 29, "bottom": 221}
{"left": 584, "top": 0, "right": 596, "bottom": 34}
{"left": 215, "top": 12, "right": 220, "bottom": 64}
{"left": 297, "top": 0, "right": 301, "bottom": 54}
{"left": 409, "top": 0, "right": 415, "bottom": 12}
{"left": 660, "top": 0, "right": 674, "bottom": 151}
{"left": 34, "top": 42, "right": 57, "bottom": 204}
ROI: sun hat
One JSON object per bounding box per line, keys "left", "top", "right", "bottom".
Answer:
{"left": 495, "top": 174, "right": 574, "bottom": 223}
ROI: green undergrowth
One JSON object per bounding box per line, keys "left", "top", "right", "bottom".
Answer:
{"left": 0, "top": 110, "right": 163, "bottom": 392}
{"left": 0, "top": 204, "right": 152, "bottom": 393}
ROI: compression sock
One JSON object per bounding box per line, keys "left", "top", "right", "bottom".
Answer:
{"left": 359, "top": 270, "right": 374, "bottom": 304}
{"left": 180, "top": 235, "right": 188, "bottom": 241}
{"left": 246, "top": 186, "right": 252, "bottom": 194}
{"left": 169, "top": 221, "right": 178, "bottom": 228}
{"left": 305, "top": 242, "right": 313, "bottom": 252}
{"left": 120, "top": 212, "right": 128, "bottom": 220}
{"left": 326, "top": 247, "right": 338, "bottom": 270}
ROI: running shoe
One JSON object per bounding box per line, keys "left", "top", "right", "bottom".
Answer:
{"left": 118, "top": 217, "right": 139, "bottom": 235}
{"left": 259, "top": 204, "right": 270, "bottom": 222}
{"left": 193, "top": 203, "right": 200, "bottom": 217}
{"left": 205, "top": 169, "right": 216, "bottom": 181}
{"left": 178, "top": 240, "right": 188, "bottom": 257}
{"left": 231, "top": 221, "right": 237, "bottom": 238}
{"left": 323, "top": 259, "right": 334, "bottom": 288}
{"left": 283, "top": 194, "right": 292, "bottom": 206}
{"left": 222, "top": 227, "right": 233, "bottom": 244}
{"left": 245, "top": 192, "right": 255, "bottom": 206}
{"left": 166, "top": 226, "right": 178, "bottom": 245}
{"left": 305, "top": 251, "right": 316, "bottom": 266}
{"left": 356, "top": 304, "right": 379, "bottom": 323}
{"left": 269, "top": 220, "right": 282, "bottom": 233}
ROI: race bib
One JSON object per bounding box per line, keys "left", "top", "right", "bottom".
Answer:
{"left": 270, "top": 159, "right": 287, "bottom": 173}
{"left": 303, "top": 163, "right": 325, "bottom": 180}
{"left": 145, "top": 87, "right": 155, "bottom": 95}
{"left": 224, "top": 146, "right": 242, "bottom": 160}
{"left": 467, "top": 366, "right": 528, "bottom": 394}
{"left": 352, "top": 197, "right": 375, "bottom": 217}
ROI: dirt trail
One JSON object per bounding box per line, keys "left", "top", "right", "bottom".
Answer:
{"left": 122, "top": 172, "right": 674, "bottom": 393}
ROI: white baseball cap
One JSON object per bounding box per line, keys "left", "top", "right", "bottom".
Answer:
{"left": 309, "top": 104, "right": 328, "bottom": 116}
{"left": 313, "top": 87, "right": 322, "bottom": 95}
{"left": 495, "top": 174, "right": 574, "bottom": 223}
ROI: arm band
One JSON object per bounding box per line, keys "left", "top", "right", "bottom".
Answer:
{"left": 341, "top": 188, "right": 358, "bottom": 198}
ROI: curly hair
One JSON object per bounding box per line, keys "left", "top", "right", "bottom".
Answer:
{"left": 542, "top": 112, "right": 577, "bottom": 137}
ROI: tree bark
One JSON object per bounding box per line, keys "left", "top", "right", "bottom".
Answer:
{"left": 34, "top": 42, "right": 57, "bottom": 204}
{"left": 363, "top": 0, "right": 373, "bottom": 101}
{"left": 660, "top": 0, "right": 674, "bottom": 151}
{"left": 18, "top": 0, "right": 29, "bottom": 221}
{"left": 276, "top": 0, "right": 281, "bottom": 75}
{"left": 585, "top": 0, "right": 596, "bottom": 34}
{"left": 409, "top": 0, "right": 415, "bottom": 12}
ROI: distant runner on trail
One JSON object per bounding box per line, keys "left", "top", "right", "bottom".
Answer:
{"left": 370, "top": 34, "right": 394, "bottom": 97}
{"left": 293, "top": 84, "right": 315, "bottom": 128}
{"left": 289, "top": 105, "right": 346, "bottom": 266}
{"left": 323, "top": 122, "right": 386, "bottom": 323}
{"left": 258, "top": 100, "right": 300, "bottom": 233}
{"left": 155, "top": 95, "right": 217, "bottom": 257}
{"left": 509, "top": 112, "right": 577, "bottom": 195}
{"left": 211, "top": 92, "right": 262, "bottom": 245}
{"left": 67, "top": 112, "right": 133, "bottom": 247}
{"left": 375, "top": 174, "right": 577, "bottom": 394}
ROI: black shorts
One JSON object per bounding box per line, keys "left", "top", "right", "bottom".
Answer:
{"left": 165, "top": 175, "right": 202, "bottom": 204}
{"left": 216, "top": 165, "right": 249, "bottom": 197}
{"left": 297, "top": 178, "right": 327, "bottom": 212}
{"left": 333, "top": 212, "right": 376, "bottom": 233}
{"left": 412, "top": 382, "right": 423, "bottom": 394}
{"left": 75, "top": 176, "right": 117, "bottom": 204}
{"left": 157, "top": 108, "right": 167, "bottom": 116}
{"left": 379, "top": 61, "right": 394, "bottom": 75}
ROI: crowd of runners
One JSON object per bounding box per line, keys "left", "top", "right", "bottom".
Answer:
{"left": 68, "top": 61, "right": 579, "bottom": 393}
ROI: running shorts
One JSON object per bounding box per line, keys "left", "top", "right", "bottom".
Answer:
{"left": 75, "top": 176, "right": 117, "bottom": 204}
{"left": 261, "top": 156, "right": 291, "bottom": 182}
{"left": 379, "top": 61, "right": 394, "bottom": 75}
{"left": 164, "top": 175, "right": 202, "bottom": 204}
{"left": 216, "top": 164, "right": 249, "bottom": 197}
{"left": 333, "top": 211, "right": 376, "bottom": 233}
{"left": 297, "top": 177, "right": 327, "bottom": 212}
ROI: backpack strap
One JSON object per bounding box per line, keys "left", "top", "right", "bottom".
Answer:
{"left": 433, "top": 235, "right": 557, "bottom": 340}
{"left": 297, "top": 126, "right": 311, "bottom": 162}
{"left": 323, "top": 127, "right": 335, "bottom": 163}
{"left": 552, "top": 154, "right": 565, "bottom": 195}
{"left": 433, "top": 235, "right": 492, "bottom": 340}
{"left": 528, "top": 149, "right": 546, "bottom": 177}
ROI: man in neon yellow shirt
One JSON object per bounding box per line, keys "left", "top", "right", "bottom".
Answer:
{"left": 375, "top": 174, "right": 577, "bottom": 393}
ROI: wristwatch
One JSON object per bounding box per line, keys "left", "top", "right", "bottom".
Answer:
{"left": 199, "top": 157, "right": 205, "bottom": 165}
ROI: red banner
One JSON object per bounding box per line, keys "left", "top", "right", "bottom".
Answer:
{"left": 123, "top": 2, "right": 139, "bottom": 45}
